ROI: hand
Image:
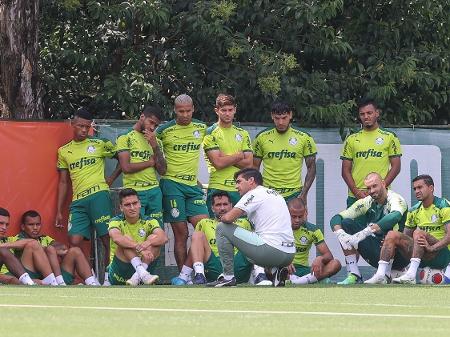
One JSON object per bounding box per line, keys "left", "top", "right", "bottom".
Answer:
{"left": 55, "top": 212, "right": 64, "bottom": 229}
{"left": 143, "top": 129, "right": 158, "bottom": 148}
{"left": 141, "top": 250, "right": 155, "bottom": 262}
{"left": 335, "top": 229, "right": 352, "bottom": 250}
{"left": 417, "top": 237, "right": 434, "bottom": 252}
{"left": 105, "top": 175, "right": 115, "bottom": 187}
{"left": 311, "top": 257, "right": 323, "bottom": 277}
{"left": 287, "top": 264, "right": 296, "bottom": 275}
{"left": 347, "top": 226, "right": 374, "bottom": 249}
{"left": 355, "top": 189, "right": 369, "bottom": 199}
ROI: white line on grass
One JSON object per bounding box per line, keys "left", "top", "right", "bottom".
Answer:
{"left": 0, "top": 304, "right": 449, "bottom": 319}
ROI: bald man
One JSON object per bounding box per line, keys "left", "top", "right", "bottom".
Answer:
{"left": 330, "top": 172, "right": 409, "bottom": 284}
{"left": 287, "top": 199, "right": 340, "bottom": 284}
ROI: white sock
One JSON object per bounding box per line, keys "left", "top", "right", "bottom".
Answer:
{"left": 345, "top": 254, "right": 361, "bottom": 277}
{"left": 55, "top": 275, "right": 66, "bottom": 285}
{"left": 385, "top": 259, "right": 394, "bottom": 277}
{"left": 85, "top": 275, "right": 99, "bottom": 285}
{"left": 142, "top": 263, "right": 149, "bottom": 271}
{"left": 406, "top": 258, "right": 421, "bottom": 277}
{"left": 376, "top": 260, "right": 389, "bottom": 276}
{"left": 444, "top": 264, "right": 450, "bottom": 279}
{"left": 130, "top": 257, "right": 143, "bottom": 270}
{"left": 223, "top": 274, "right": 234, "bottom": 281}
{"left": 179, "top": 265, "right": 193, "bottom": 281}
{"left": 42, "top": 273, "right": 58, "bottom": 286}
{"left": 253, "top": 265, "right": 265, "bottom": 275}
{"left": 19, "top": 273, "right": 34, "bottom": 285}
{"left": 193, "top": 262, "right": 205, "bottom": 275}
{"left": 290, "top": 273, "right": 318, "bottom": 284}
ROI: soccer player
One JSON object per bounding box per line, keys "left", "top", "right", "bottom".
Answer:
{"left": 171, "top": 191, "right": 253, "bottom": 285}
{"left": 19, "top": 210, "right": 100, "bottom": 285}
{"left": 0, "top": 208, "right": 58, "bottom": 285}
{"left": 287, "top": 199, "right": 341, "bottom": 284}
{"left": 330, "top": 172, "right": 409, "bottom": 284}
{"left": 55, "top": 107, "right": 116, "bottom": 284}
{"left": 0, "top": 207, "right": 35, "bottom": 285}
{"left": 114, "top": 105, "right": 167, "bottom": 227}
{"left": 209, "top": 168, "right": 295, "bottom": 287}
{"left": 253, "top": 101, "right": 316, "bottom": 203}
{"left": 203, "top": 94, "right": 253, "bottom": 215}
{"left": 108, "top": 188, "right": 168, "bottom": 286}
{"left": 156, "top": 94, "right": 209, "bottom": 270}
{"left": 363, "top": 175, "right": 450, "bottom": 284}
{"left": 341, "top": 99, "right": 402, "bottom": 207}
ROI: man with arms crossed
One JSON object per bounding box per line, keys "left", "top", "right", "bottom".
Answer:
{"left": 341, "top": 99, "right": 402, "bottom": 207}
{"left": 55, "top": 107, "right": 116, "bottom": 284}
{"left": 287, "top": 199, "right": 341, "bottom": 284}
{"left": 330, "top": 172, "right": 409, "bottom": 284}
{"left": 253, "top": 101, "right": 316, "bottom": 203}
{"left": 209, "top": 168, "right": 295, "bottom": 287}
{"left": 203, "top": 94, "right": 253, "bottom": 215}
{"left": 365, "top": 175, "right": 450, "bottom": 284}
{"left": 156, "top": 94, "right": 209, "bottom": 271}
{"left": 108, "top": 188, "right": 168, "bottom": 285}
{"left": 171, "top": 191, "right": 253, "bottom": 285}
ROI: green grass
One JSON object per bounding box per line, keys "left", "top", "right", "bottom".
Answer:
{"left": 1, "top": 285, "right": 450, "bottom": 337}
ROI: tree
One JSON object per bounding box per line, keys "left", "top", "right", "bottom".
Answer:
{"left": 0, "top": 0, "right": 43, "bottom": 119}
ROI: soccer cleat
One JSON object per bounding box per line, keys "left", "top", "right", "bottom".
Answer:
{"left": 444, "top": 276, "right": 450, "bottom": 284}
{"left": 337, "top": 273, "right": 363, "bottom": 285}
{"left": 126, "top": 272, "right": 141, "bottom": 286}
{"left": 171, "top": 276, "right": 188, "bottom": 286}
{"left": 141, "top": 271, "right": 159, "bottom": 285}
{"left": 392, "top": 274, "right": 416, "bottom": 284}
{"left": 102, "top": 278, "right": 111, "bottom": 287}
{"left": 273, "top": 267, "right": 289, "bottom": 287}
{"left": 254, "top": 273, "right": 272, "bottom": 286}
{"left": 192, "top": 273, "right": 207, "bottom": 285}
{"left": 364, "top": 273, "right": 389, "bottom": 284}
{"left": 206, "top": 275, "right": 237, "bottom": 287}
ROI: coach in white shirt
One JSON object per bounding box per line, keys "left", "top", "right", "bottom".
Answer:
{"left": 208, "top": 168, "right": 295, "bottom": 287}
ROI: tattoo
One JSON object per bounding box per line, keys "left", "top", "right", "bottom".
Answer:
{"left": 380, "top": 245, "right": 394, "bottom": 261}
{"left": 152, "top": 146, "right": 167, "bottom": 175}
{"left": 302, "top": 155, "right": 316, "bottom": 194}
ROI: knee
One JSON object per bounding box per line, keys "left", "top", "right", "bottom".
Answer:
{"left": 191, "top": 231, "right": 204, "bottom": 243}
{"left": 45, "top": 245, "right": 57, "bottom": 256}
{"left": 26, "top": 240, "right": 42, "bottom": 251}
{"left": 68, "top": 246, "right": 82, "bottom": 257}
{"left": 69, "top": 236, "right": 83, "bottom": 247}
{"left": 412, "top": 229, "right": 425, "bottom": 241}
{"left": 384, "top": 230, "right": 400, "bottom": 243}
{"left": 0, "top": 247, "right": 10, "bottom": 258}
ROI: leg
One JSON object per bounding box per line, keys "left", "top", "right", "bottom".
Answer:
{"left": 61, "top": 247, "right": 94, "bottom": 281}
{"left": 189, "top": 231, "right": 211, "bottom": 284}
{"left": 171, "top": 221, "right": 189, "bottom": 270}
{"left": 316, "top": 259, "right": 341, "bottom": 280}
{"left": 21, "top": 241, "right": 57, "bottom": 285}
{"left": 99, "top": 234, "right": 110, "bottom": 269}
{"left": 0, "top": 247, "right": 26, "bottom": 278}
{"left": 45, "top": 245, "right": 63, "bottom": 277}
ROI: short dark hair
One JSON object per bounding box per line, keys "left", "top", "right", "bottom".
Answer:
{"left": 0, "top": 207, "right": 10, "bottom": 217}
{"left": 357, "top": 98, "right": 379, "bottom": 111}
{"left": 211, "top": 191, "right": 232, "bottom": 205}
{"left": 215, "top": 94, "right": 236, "bottom": 108}
{"left": 119, "top": 188, "right": 138, "bottom": 203}
{"left": 271, "top": 101, "right": 291, "bottom": 115}
{"left": 142, "top": 105, "right": 163, "bottom": 121}
{"left": 234, "top": 168, "right": 263, "bottom": 185}
{"left": 412, "top": 174, "right": 434, "bottom": 186}
{"left": 74, "top": 107, "right": 93, "bottom": 120}
{"left": 21, "top": 210, "right": 41, "bottom": 224}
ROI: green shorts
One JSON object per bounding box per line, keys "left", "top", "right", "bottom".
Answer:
{"left": 61, "top": 267, "right": 74, "bottom": 285}
{"left": 25, "top": 267, "right": 42, "bottom": 280}
{"left": 293, "top": 264, "right": 311, "bottom": 277}
{"left": 160, "top": 179, "right": 208, "bottom": 222}
{"left": 341, "top": 218, "right": 409, "bottom": 270}
{"left": 205, "top": 251, "right": 252, "bottom": 284}
{"left": 420, "top": 248, "right": 450, "bottom": 269}
{"left": 69, "top": 190, "right": 112, "bottom": 239}
{"left": 206, "top": 188, "right": 241, "bottom": 217}
{"left": 284, "top": 190, "right": 301, "bottom": 203}
{"left": 137, "top": 187, "right": 163, "bottom": 228}
{"left": 108, "top": 256, "right": 136, "bottom": 285}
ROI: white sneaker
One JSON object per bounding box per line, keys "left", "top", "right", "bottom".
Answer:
{"left": 392, "top": 274, "right": 416, "bottom": 284}
{"left": 140, "top": 271, "right": 159, "bottom": 285}
{"left": 126, "top": 272, "right": 141, "bottom": 286}
{"left": 102, "top": 278, "right": 111, "bottom": 286}
{"left": 364, "top": 273, "right": 389, "bottom": 284}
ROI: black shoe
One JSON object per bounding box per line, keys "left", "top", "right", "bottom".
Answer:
{"left": 273, "top": 267, "right": 289, "bottom": 287}
{"left": 192, "top": 273, "right": 207, "bottom": 285}
{"left": 206, "top": 275, "right": 236, "bottom": 287}
{"left": 254, "top": 273, "right": 272, "bottom": 286}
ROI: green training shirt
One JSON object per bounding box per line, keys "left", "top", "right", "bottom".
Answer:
{"left": 203, "top": 123, "right": 252, "bottom": 191}
{"left": 253, "top": 126, "right": 317, "bottom": 197}
{"left": 108, "top": 214, "right": 161, "bottom": 261}
{"left": 405, "top": 197, "right": 450, "bottom": 247}
{"left": 156, "top": 119, "right": 206, "bottom": 186}
{"left": 57, "top": 137, "right": 116, "bottom": 201}
{"left": 196, "top": 218, "right": 252, "bottom": 256}
{"left": 116, "top": 129, "right": 162, "bottom": 191}
{"left": 340, "top": 128, "right": 402, "bottom": 197}
{"left": 292, "top": 222, "right": 324, "bottom": 266}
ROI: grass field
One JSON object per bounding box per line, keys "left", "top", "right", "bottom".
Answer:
{"left": 1, "top": 285, "right": 450, "bottom": 337}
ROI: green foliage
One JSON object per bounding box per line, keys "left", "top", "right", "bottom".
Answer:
{"left": 39, "top": 0, "right": 449, "bottom": 125}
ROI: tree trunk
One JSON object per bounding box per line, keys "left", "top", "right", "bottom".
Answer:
{"left": 0, "top": 0, "right": 43, "bottom": 119}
